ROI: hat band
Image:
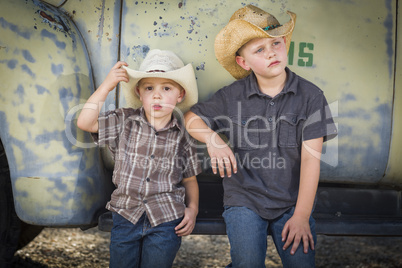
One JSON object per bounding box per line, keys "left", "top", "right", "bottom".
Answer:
{"left": 262, "top": 24, "right": 281, "bottom": 31}
{"left": 146, "top": 70, "right": 166, "bottom": 73}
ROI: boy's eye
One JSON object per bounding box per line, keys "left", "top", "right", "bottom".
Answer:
{"left": 145, "top": 86, "right": 153, "bottom": 91}
{"left": 163, "top": 86, "right": 171, "bottom": 91}
{"left": 256, "top": 48, "right": 264, "bottom": 53}
{"left": 273, "top": 42, "right": 280, "bottom": 46}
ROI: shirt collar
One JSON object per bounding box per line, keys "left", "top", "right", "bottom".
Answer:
{"left": 246, "top": 67, "right": 298, "bottom": 99}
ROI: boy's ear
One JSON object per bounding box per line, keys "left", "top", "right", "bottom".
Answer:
{"left": 235, "top": 55, "right": 251, "bottom": 71}
{"left": 136, "top": 86, "right": 142, "bottom": 101}
{"left": 177, "top": 89, "right": 186, "bottom": 103}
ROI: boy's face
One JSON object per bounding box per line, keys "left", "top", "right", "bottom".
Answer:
{"left": 137, "top": 77, "right": 184, "bottom": 124}
{"left": 236, "top": 37, "right": 287, "bottom": 80}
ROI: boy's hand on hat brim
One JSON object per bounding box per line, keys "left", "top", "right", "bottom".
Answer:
{"left": 206, "top": 133, "right": 237, "bottom": 178}
{"left": 101, "top": 61, "right": 129, "bottom": 92}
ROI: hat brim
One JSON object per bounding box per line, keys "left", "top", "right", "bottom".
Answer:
{"left": 215, "top": 11, "right": 296, "bottom": 80}
{"left": 120, "top": 64, "right": 198, "bottom": 114}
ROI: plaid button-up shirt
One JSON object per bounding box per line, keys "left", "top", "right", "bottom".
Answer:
{"left": 93, "top": 107, "right": 201, "bottom": 227}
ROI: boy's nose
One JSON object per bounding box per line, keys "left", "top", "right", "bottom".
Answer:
{"left": 153, "top": 90, "right": 162, "bottom": 99}
{"left": 265, "top": 49, "right": 275, "bottom": 59}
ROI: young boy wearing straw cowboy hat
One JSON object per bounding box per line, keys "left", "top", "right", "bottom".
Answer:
{"left": 185, "top": 5, "right": 337, "bottom": 267}
{"left": 77, "top": 49, "right": 201, "bottom": 268}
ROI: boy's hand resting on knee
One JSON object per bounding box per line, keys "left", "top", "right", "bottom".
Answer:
{"left": 175, "top": 207, "right": 198, "bottom": 236}
{"left": 281, "top": 214, "right": 314, "bottom": 255}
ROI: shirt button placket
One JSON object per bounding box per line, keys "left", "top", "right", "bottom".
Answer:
{"left": 267, "top": 98, "right": 276, "bottom": 124}
{"left": 146, "top": 134, "right": 155, "bottom": 208}
{"left": 266, "top": 98, "right": 278, "bottom": 147}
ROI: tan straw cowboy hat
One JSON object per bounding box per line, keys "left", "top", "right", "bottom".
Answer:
{"left": 121, "top": 49, "right": 198, "bottom": 113}
{"left": 215, "top": 5, "right": 296, "bottom": 80}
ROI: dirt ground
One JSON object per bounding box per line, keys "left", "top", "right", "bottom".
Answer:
{"left": 11, "top": 227, "right": 402, "bottom": 267}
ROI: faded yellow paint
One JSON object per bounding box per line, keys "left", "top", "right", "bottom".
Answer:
{"left": 59, "top": 1, "right": 121, "bottom": 173}
{"left": 0, "top": 0, "right": 93, "bottom": 170}
{"left": 60, "top": 0, "right": 120, "bottom": 90}
{"left": 0, "top": 0, "right": 112, "bottom": 225}
{"left": 14, "top": 176, "right": 101, "bottom": 219}
{"left": 15, "top": 177, "right": 63, "bottom": 217}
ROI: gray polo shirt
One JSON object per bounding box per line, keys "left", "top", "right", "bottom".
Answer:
{"left": 191, "top": 68, "right": 337, "bottom": 220}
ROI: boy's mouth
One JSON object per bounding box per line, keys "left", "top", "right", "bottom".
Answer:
{"left": 269, "top": 61, "right": 280, "bottom": 67}
{"left": 152, "top": 104, "right": 163, "bottom": 110}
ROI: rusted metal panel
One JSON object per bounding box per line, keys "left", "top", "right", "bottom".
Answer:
{"left": 0, "top": 0, "right": 112, "bottom": 225}
{"left": 59, "top": 0, "right": 121, "bottom": 170}
{"left": 60, "top": 0, "right": 121, "bottom": 111}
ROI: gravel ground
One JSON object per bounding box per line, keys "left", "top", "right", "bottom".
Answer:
{"left": 12, "top": 227, "right": 402, "bottom": 268}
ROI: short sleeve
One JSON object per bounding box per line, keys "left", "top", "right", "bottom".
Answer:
{"left": 91, "top": 109, "right": 124, "bottom": 156}
{"left": 181, "top": 133, "right": 202, "bottom": 179}
{"left": 302, "top": 93, "right": 338, "bottom": 143}
{"left": 190, "top": 89, "right": 227, "bottom": 131}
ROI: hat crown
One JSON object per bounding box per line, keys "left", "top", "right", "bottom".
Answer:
{"left": 214, "top": 5, "right": 296, "bottom": 80}
{"left": 230, "top": 5, "right": 280, "bottom": 30}
{"left": 139, "top": 49, "right": 185, "bottom": 73}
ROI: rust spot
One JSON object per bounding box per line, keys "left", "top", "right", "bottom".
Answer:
{"left": 178, "top": 2, "right": 183, "bottom": 8}
{"left": 39, "top": 11, "right": 56, "bottom": 22}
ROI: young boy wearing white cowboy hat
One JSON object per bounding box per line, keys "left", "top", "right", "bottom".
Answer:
{"left": 185, "top": 5, "right": 337, "bottom": 267}
{"left": 77, "top": 49, "right": 201, "bottom": 268}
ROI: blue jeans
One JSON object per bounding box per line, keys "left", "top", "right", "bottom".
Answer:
{"left": 223, "top": 206, "right": 316, "bottom": 268}
{"left": 109, "top": 212, "right": 182, "bottom": 268}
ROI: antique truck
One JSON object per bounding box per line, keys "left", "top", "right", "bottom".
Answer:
{"left": 1, "top": 0, "right": 401, "bottom": 264}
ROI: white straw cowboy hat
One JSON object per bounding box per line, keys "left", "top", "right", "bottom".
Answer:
{"left": 121, "top": 49, "right": 198, "bottom": 113}
{"left": 215, "top": 5, "right": 296, "bottom": 80}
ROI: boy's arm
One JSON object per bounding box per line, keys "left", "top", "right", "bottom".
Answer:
{"left": 281, "top": 137, "right": 323, "bottom": 255}
{"left": 175, "top": 176, "right": 199, "bottom": 236}
{"left": 184, "top": 111, "right": 237, "bottom": 177}
{"left": 77, "top": 61, "right": 128, "bottom": 133}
